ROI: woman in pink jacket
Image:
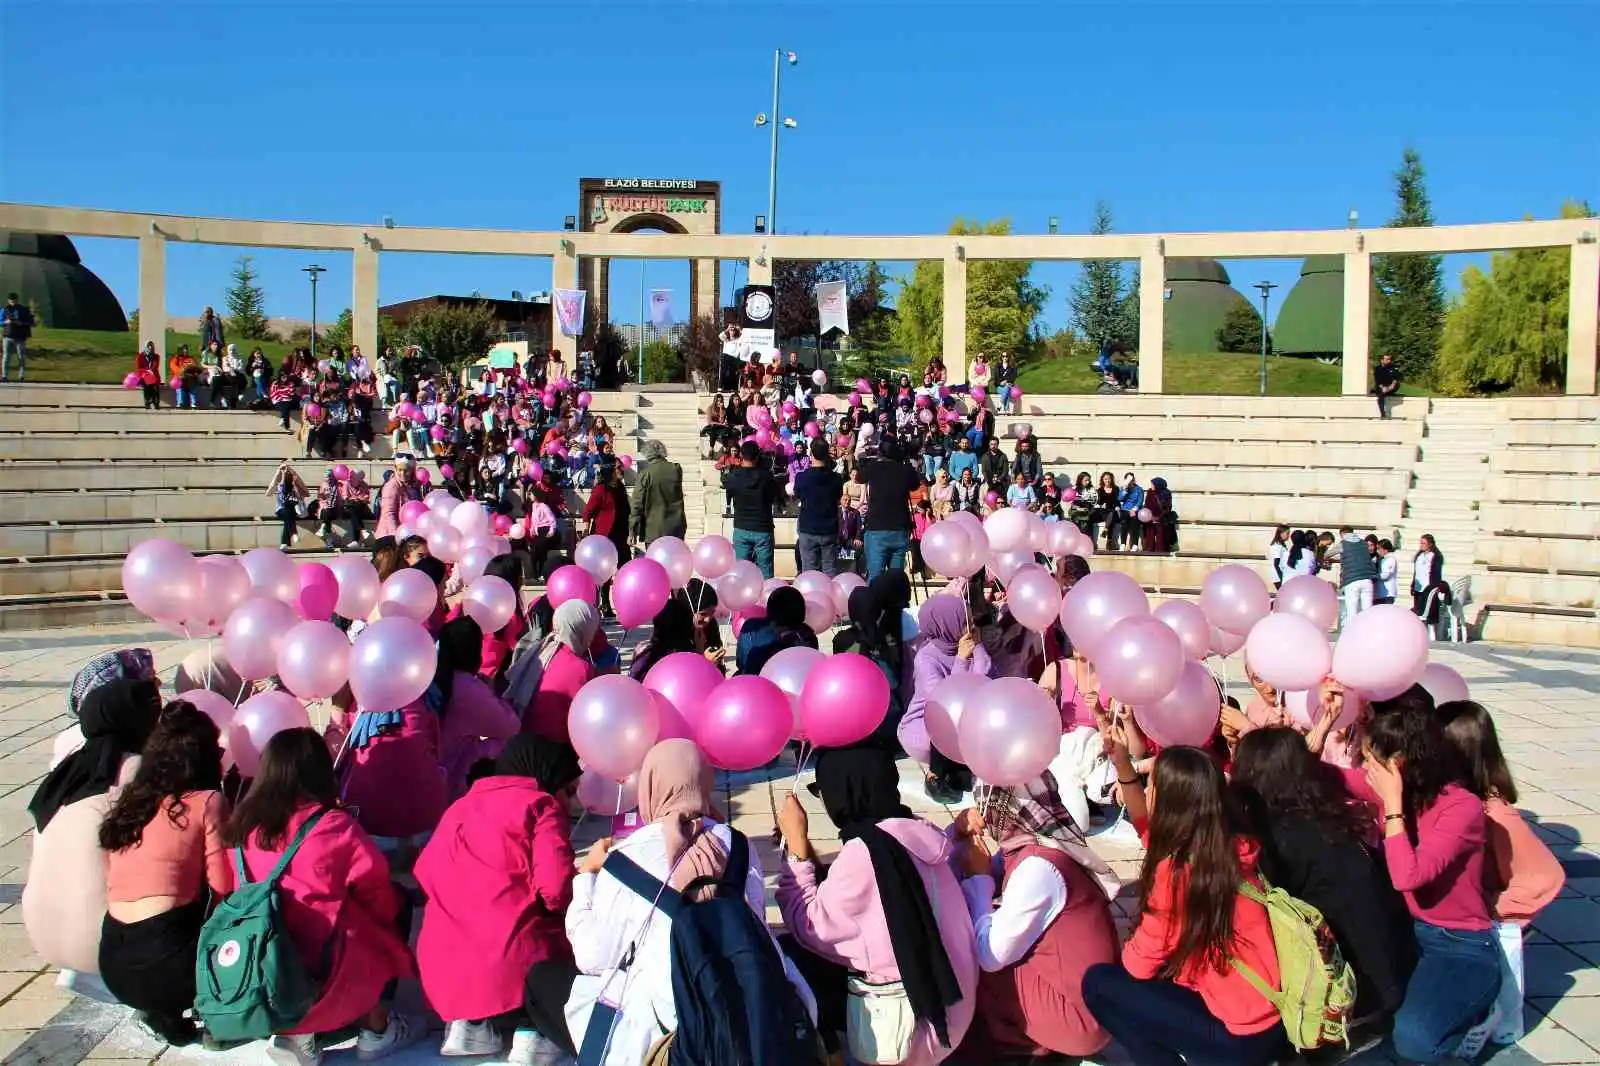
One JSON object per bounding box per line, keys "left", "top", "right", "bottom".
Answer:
{"left": 522, "top": 600, "right": 603, "bottom": 740}
{"left": 229, "top": 729, "right": 420, "bottom": 1065}
{"left": 776, "top": 746, "right": 979, "bottom": 1066}
{"left": 429, "top": 616, "right": 523, "bottom": 801}
{"left": 414, "top": 735, "right": 581, "bottom": 1060}
{"left": 374, "top": 454, "right": 421, "bottom": 539}
{"left": 444, "top": 554, "right": 527, "bottom": 687}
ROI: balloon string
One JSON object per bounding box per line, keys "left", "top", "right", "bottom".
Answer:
{"left": 790, "top": 740, "right": 812, "bottom": 798}
{"left": 613, "top": 782, "right": 624, "bottom": 818}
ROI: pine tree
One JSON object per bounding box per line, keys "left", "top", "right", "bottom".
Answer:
{"left": 1216, "top": 300, "right": 1267, "bottom": 353}
{"left": 1068, "top": 201, "right": 1135, "bottom": 352}
{"left": 1372, "top": 149, "right": 1446, "bottom": 383}
{"left": 224, "top": 255, "right": 273, "bottom": 340}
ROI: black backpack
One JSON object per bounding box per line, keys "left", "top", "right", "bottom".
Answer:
{"left": 583, "top": 830, "right": 825, "bottom": 1066}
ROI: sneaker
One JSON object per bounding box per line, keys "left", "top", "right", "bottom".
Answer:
{"left": 358, "top": 1011, "right": 425, "bottom": 1061}
{"left": 266, "top": 1033, "right": 322, "bottom": 1066}
{"left": 1455, "top": 1011, "right": 1497, "bottom": 1062}
{"left": 507, "top": 1028, "right": 575, "bottom": 1066}
{"left": 347, "top": 540, "right": 362, "bottom": 549}
{"left": 441, "top": 1018, "right": 503, "bottom": 1057}
{"left": 925, "top": 774, "right": 963, "bottom": 806}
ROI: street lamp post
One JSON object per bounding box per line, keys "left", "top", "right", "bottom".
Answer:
{"left": 303, "top": 264, "right": 326, "bottom": 363}
{"left": 1253, "top": 281, "right": 1277, "bottom": 397}
{"left": 755, "top": 49, "right": 798, "bottom": 235}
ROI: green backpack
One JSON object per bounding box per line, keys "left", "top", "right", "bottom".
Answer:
{"left": 1230, "top": 879, "right": 1357, "bottom": 1052}
{"left": 193, "top": 810, "right": 327, "bottom": 1043}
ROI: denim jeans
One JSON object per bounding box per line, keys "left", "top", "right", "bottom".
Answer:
{"left": 863, "top": 529, "right": 910, "bottom": 581}
{"left": 796, "top": 532, "right": 839, "bottom": 576}
{"left": 731, "top": 528, "right": 775, "bottom": 579}
{"left": 1, "top": 337, "right": 25, "bottom": 381}
{"left": 1391, "top": 920, "right": 1501, "bottom": 1065}
{"left": 923, "top": 454, "right": 943, "bottom": 482}
{"left": 1081, "top": 962, "right": 1287, "bottom": 1066}
{"left": 175, "top": 385, "right": 196, "bottom": 408}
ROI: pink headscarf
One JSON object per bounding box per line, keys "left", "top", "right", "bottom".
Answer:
{"left": 637, "top": 740, "right": 728, "bottom": 901}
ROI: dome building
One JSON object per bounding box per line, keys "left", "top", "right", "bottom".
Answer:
{"left": 1163, "top": 258, "right": 1256, "bottom": 353}
{"left": 0, "top": 232, "right": 128, "bottom": 331}
{"left": 1273, "top": 255, "right": 1346, "bottom": 359}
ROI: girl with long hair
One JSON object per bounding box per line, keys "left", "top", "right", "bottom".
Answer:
{"left": 1267, "top": 524, "right": 1292, "bottom": 588}
{"left": 1364, "top": 690, "right": 1501, "bottom": 1064}
{"left": 1438, "top": 701, "right": 1564, "bottom": 1055}
{"left": 228, "top": 729, "right": 419, "bottom": 1064}
{"left": 1082, "top": 746, "right": 1287, "bottom": 1066}
{"left": 97, "top": 703, "right": 229, "bottom": 1046}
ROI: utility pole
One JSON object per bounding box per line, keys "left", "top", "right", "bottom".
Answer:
{"left": 303, "top": 264, "right": 326, "bottom": 363}
{"left": 1253, "top": 281, "right": 1277, "bottom": 397}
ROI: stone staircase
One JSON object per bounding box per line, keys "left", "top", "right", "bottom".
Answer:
{"left": 632, "top": 391, "right": 708, "bottom": 543}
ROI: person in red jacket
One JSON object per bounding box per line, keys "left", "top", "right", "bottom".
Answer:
{"left": 1082, "top": 746, "right": 1287, "bottom": 1066}
{"left": 580, "top": 459, "right": 631, "bottom": 619}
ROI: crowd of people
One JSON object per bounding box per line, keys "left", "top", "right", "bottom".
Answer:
{"left": 22, "top": 510, "right": 1558, "bottom": 1066}
{"left": 1269, "top": 525, "right": 1454, "bottom": 634}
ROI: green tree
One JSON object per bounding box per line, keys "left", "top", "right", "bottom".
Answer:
{"left": 1068, "top": 201, "right": 1136, "bottom": 351}
{"left": 891, "top": 219, "right": 1046, "bottom": 374}
{"left": 224, "top": 255, "right": 274, "bottom": 340}
{"left": 400, "top": 300, "right": 501, "bottom": 370}
{"left": 1372, "top": 149, "right": 1446, "bottom": 383}
{"left": 320, "top": 308, "right": 399, "bottom": 356}
{"left": 127, "top": 309, "right": 139, "bottom": 335}
{"left": 638, "top": 339, "right": 684, "bottom": 384}
{"left": 1216, "top": 301, "right": 1268, "bottom": 353}
{"left": 1434, "top": 200, "right": 1595, "bottom": 395}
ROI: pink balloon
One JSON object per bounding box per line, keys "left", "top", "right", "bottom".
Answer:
{"left": 492, "top": 513, "right": 513, "bottom": 536}
{"left": 223, "top": 596, "right": 299, "bottom": 680}
{"left": 569, "top": 675, "right": 660, "bottom": 780}
{"left": 1096, "top": 615, "right": 1186, "bottom": 706}
{"left": 449, "top": 501, "right": 489, "bottom": 538}
{"left": 297, "top": 562, "right": 339, "bottom": 622}
{"left": 1243, "top": 613, "right": 1332, "bottom": 693}
{"left": 240, "top": 547, "right": 300, "bottom": 603}
{"left": 1209, "top": 625, "right": 1246, "bottom": 658}
{"left": 970, "top": 386, "right": 987, "bottom": 404}
{"left": 276, "top": 620, "right": 352, "bottom": 700}
{"left": 1331, "top": 604, "right": 1429, "bottom": 700}
{"left": 922, "top": 522, "right": 975, "bottom": 579}
{"left": 349, "top": 616, "right": 437, "bottom": 712}
{"left": 694, "top": 535, "right": 736, "bottom": 579}
{"left": 1060, "top": 571, "right": 1149, "bottom": 656}
{"left": 925, "top": 672, "right": 986, "bottom": 764}
{"left": 576, "top": 769, "right": 639, "bottom": 814}
{"left": 648, "top": 690, "right": 695, "bottom": 743}
{"left": 1276, "top": 575, "right": 1339, "bottom": 632}
{"left": 646, "top": 537, "right": 695, "bottom": 589}
{"left": 332, "top": 464, "right": 351, "bottom": 482}
{"left": 1285, "top": 683, "right": 1366, "bottom": 733}
{"left": 732, "top": 605, "right": 765, "bottom": 639}
{"left": 1153, "top": 600, "right": 1211, "bottom": 661}
{"left": 989, "top": 548, "right": 1037, "bottom": 588}
{"left": 577, "top": 390, "right": 593, "bottom": 408}
{"left": 122, "top": 538, "right": 202, "bottom": 622}
{"left": 958, "top": 677, "right": 1062, "bottom": 786}
{"left": 427, "top": 523, "right": 463, "bottom": 564}
{"left": 547, "top": 565, "right": 599, "bottom": 608}
{"left": 759, "top": 646, "right": 826, "bottom": 731}
{"left": 803, "top": 594, "right": 835, "bottom": 634}
{"left": 575, "top": 535, "right": 620, "bottom": 583}
{"left": 377, "top": 567, "right": 439, "bottom": 622}
{"left": 193, "top": 555, "right": 251, "bottom": 631}
{"left": 327, "top": 556, "right": 381, "bottom": 621}
{"left": 1135, "top": 661, "right": 1222, "bottom": 748}
{"left": 798, "top": 652, "right": 890, "bottom": 748}
{"left": 1046, "top": 522, "right": 1080, "bottom": 558}
{"left": 697, "top": 676, "right": 793, "bottom": 771}
{"left": 229, "top": 691, "right": 312, "bottom": 777}
{"left": 1007, "top": 563, "right": 1063, "bottom": 631}
{"left": 1418, "top": 662, "right": 1469, "bottom": 706}
{"left": 794, "top": 570, "right": 833, "bottom": 602}
{"left": 179, "top": 689, "right": 237, "bottom": 764}
{"left": 458, "top": 545, "right": 495, "bottom": 586}
{"left": 1200, "top": 564, "right": 1272, "bottom": 636}
{"left": 426, "top": 489, "right": 458, "bottom": 516}
{"left": 983, "top": 507, "right": 1031, "bottom": 554}
{"left": 613, "top": 557, "right": 672, "bottom": 629}
{"left": 413, "top": 509, "right": 442, "bottom": 538}
{"left": 717, "top": 560, "right": 764, "bottom": 611}
{"left": 643, "top": 651, "right": 723, "bottom": 727}
{"left": 463, "top": 575, "right": 518, "bottom": 633}
{"left": 754, "top": 427, "right": 774, "bottom": 450}
{"left": 123, "top": 372, "right": 141, "bottom": 389}
{"left": 833, "top": 572, "right": 866, "bottom": 615}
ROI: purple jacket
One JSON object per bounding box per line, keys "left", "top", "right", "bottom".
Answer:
{"left": 899, "top": 643, "right": 993, "bottom": 765}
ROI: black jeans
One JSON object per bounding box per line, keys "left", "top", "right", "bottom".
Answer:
{"left": 523, "top": 957, "right": 578, "bottom": 1055}
{"left": 276, "top": 399, "right": 297, "bottom": 429}
{"left": 1081, "top": 962, "right": 1286, "bottom": 1066}
{"left": 277, "top": 503, "right": 300, "bottom": 548}
{"left": 99, "top": 901, "right": 207, "bottom": 1040}
{"left": 777, "top": 935, "right": 846, "bottom": 1052}
{"left": 141, "top": 384, "right": 161, "bottom": 409}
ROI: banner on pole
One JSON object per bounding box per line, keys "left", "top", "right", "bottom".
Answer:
{"left": 815, "top": 280, "right": 849, "bottom": 336}
{"left": 739, "top": 284, "right": 777, "bottom": 364}
{"left": 553, "top": 288, "right": 587, "bottom": 338}
{"left": 649, "top": 289, "right": 674, "bottom": 328}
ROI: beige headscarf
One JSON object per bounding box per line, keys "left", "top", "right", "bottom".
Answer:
{"left": 539, "top": 600, "right": 600, "bottom": 669}
{"left": 637, "top": 739, "right": 729, "bottom": 902}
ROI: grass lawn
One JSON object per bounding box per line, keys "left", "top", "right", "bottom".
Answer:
{"left": 1016, "top": 350, "right": 1433, "bottom": 397}
{"left": 22, "top": 328, "right": 297, "bottom": 384}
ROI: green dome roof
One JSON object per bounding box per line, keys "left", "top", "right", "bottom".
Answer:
{"left": 0, "top": 232, "right": 128, "bottom": 331}
{"left": 1274, "top": 256, "right": 1346, "bottom": 357}
{"left": 1163, "top": 258, "right": 1254, "bottom": 353}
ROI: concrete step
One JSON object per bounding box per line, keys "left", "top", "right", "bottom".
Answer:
{"left": 1477, "top": 606, "right": 1600, "bottom": 649}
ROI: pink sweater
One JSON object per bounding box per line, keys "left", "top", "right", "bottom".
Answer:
{"left": 436, "top": 672, "right": 523, "bottom": 802}
{"left": 523, "top": 646, "right": 597, "bottom": 742}
{"left": 1484, "top": 797, "right": 1565, "bottom": 926}
{"left": 342, "top": 701, "right": 449, "bottom": 839}
{"left": 1384, "top": 784, "right": 1491, "bottom": 931}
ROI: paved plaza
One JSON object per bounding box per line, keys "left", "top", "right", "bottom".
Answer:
{"left": 0, "top": 625, "right": 1597, "bottom": 1065}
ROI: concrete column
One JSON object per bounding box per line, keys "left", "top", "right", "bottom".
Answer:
{"left": 550, "top": 250, "right": 579, "bottom": 362}
{"left": 942, "top": 253, "right": 967, "bottom": 380}
{"left": 1567, "top": 240, "right": 1599, "bottom": 395}
{"left": 352, "top": 242, "right": 380, "bottom": 363}
{"left": 1138, "top": 251, "right": 1165, "bottom": 394}
{"left": 1341, "top": 250, "right": 1372, "bottom": 396}
{"left": 746, "top": 255, "right": 772, "bottom": 287}
{"left": 138, "top": 234, "right": 166, "bottom": 355}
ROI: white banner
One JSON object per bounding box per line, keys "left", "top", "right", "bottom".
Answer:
{"left": 553, "top": 288, "right": 587, "bottom": 338}
{"left": 649, "top": 289, "right": 674, "bottom": 328}
{"left": 815, "top": 279, "right": 850, "bottom": 336}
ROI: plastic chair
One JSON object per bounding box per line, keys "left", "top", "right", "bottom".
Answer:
{"left": 1447, "top": 576, "right": 1472, "bottom": 643}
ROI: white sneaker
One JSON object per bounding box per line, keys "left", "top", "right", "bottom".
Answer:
{"left": 1455, "top": 1008, "right": 1498, "bottom": 1062}
{"left": 347, "top": 540, "right": 362, "bottom": 549}
{"left": 441, "top": 1019, "right": 503, "bottom": 1057}
{"left": 266, "top": 1033, "right": 323, "bottom": 1066}
{"left": 507, "top": 1029, "right": 575, "bottom": 1066}
{"left": 358, "top": 1011, "right": 425, "bottom": 1060}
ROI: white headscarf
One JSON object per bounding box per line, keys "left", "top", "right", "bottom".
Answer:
{"left": 539, "top": 600, "right": 600, "bottom": 669}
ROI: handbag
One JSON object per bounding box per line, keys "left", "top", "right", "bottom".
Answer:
{"left": 845, "top": 976, "right": 915, "bottom": 1065}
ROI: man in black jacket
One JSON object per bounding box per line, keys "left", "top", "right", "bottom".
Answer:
{"left": 721, "top": 441, "right": 781, "bottom": 578}
{"left": 793, "top": 439, "right": 844, "bottom": 575}
{"left": 860, "top": 439, "right": 919, "bottom": 581}
{"left": 1373, "top": 353, "right": 1401, "bottom": 419}
{"left": 980, "top": 437, "right": 1011, "bottom": 497}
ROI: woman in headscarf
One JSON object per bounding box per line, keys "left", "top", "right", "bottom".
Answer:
{"left": 67, "top": 649, "right": 156, "bottom": 721}
{"left": 776, "top": 746, "right": 979, "bottom": 1066}
{"left": 1141, "top": 476, "right": 1175, "bottom": 552}
{"left": 445, "top": 554, "right": 527, "bottom": 687}
{"left": 901, "top": 594, "right": 993, "bottom": 804}
{"left": 950, "top": 773, "right": 1121, "bottom": 1062}
{"left": 522, "top": 599, "right": 603, "bottom": 741}
{"left": 422, "top": 616, "right": 524, "bottom": 801}
{"left": 416, "top": 735, "right": 582, "bottom": 1061}
{"left": 833, "top": 572, "right": 914, "bottom": 747}
{"left": 562, "top": 740, "right": 816, "bottom": 1065}
{"left": 629, "top": 598, "right": 703, "bottom": 680}
{"left": 680, "top": 576, "right": 725, "bottom": 661}
{"left": 24, "top": 679, "right": 163, "bottom": 976}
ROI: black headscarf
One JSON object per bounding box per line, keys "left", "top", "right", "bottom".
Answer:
{"left": 494, "top": 734, "right": 581, "bottom": 795}
{"left": 814, "top": 747, "right": 963, "bottom": 1048}
{"left": 683, "top": 577, "right": 719, "bottom": 613}
{"left": 634, "top": 599, "right": 697, "bottom": 679}
{"left": 425, "top": 616, "right": 483, "bottom": 716}
{"left": 767, "top": 586, "right": 807, "bottom": 630}
{"left": 411, "top": 555, "right": 448, "bottom": 586}
{"left": 30, "top": 679, "right": 162, "bottom": 831}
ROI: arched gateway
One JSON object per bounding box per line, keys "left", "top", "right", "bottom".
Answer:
{"left": 578, "top": 178, "right": 721, "bottom": 336}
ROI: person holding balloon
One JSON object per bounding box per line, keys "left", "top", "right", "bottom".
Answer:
{"left": 522, "top": 599, "right": 607, "bottom": 742}
{"left": 902, "top": 595, "right": 993, "bottom": 803}
{"left": 375, "top": 454, "right": 421, "bottom": 540}
{"left": 738, "top": 586, "right": 819, "bottom": 677}
{"left": 231, "top": 729, "right": 423, "bottom": 1065}
{"left": 419, "top": 616, "right": 525, "bottom": 802}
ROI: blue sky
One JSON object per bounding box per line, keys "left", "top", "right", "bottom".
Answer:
{"left": 2, "top": 1, "right": 1596, "bottom": 335}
